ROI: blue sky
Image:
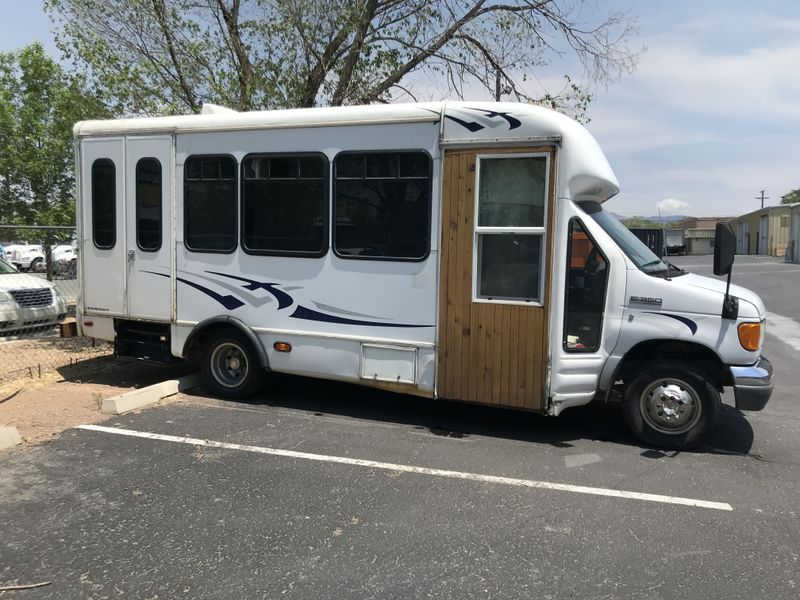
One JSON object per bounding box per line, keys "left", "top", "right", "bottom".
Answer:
{"left": 2, "top": 0, "right": 798, "bottom": 217}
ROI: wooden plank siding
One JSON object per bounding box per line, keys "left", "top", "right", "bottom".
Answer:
{"left": 437, "top": 147, "right": 556, "bottom": 411}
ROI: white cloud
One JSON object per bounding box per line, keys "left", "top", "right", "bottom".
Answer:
{"left": 656, "top": 198, "right": 691, "bottom": 213}
{"left": 586, "top": 110, "right": 718, "bottom": 156}
{"left": 633, "top": 43, "right": 800, "bottom": 120}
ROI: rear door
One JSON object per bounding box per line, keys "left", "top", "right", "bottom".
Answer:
{"left": 124, "top": 136, "right": 173, "bottom": 320}
{"left": 437, "top": 147, "right": 555, "bottom": 410}
{"left": 80, "top": 138, "right": 126, "bottom": 316}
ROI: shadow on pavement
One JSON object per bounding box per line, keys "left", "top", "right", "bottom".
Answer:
{"left": 55, "top": 357, "right": 197, "bottom": 389}
{"left": 192, "top": 373, "right": 755, "bottom": 457}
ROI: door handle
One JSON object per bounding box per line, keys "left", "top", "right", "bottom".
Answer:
{"left": 127, "top": 250, "right": 135, "bottom": 262}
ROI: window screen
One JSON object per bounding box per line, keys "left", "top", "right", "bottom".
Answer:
{"left": 242, "top": 154, "right": 327, "bottom": 255}
{"left": 334, "top": 151, "right": 431, "bottom": 260}
{"left": 92, "top": 158, "right": 116, "bottom": 249}
{"left": 136, "top": 157, "right": 162, "bottom": 251}
{"left": 475, "top": 154, "right": 548, "bottom": 303}
{"left": 184, "top": 155, "right": 237, "bottom": 252}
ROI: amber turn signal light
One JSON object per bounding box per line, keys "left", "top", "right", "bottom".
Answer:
{"left": 737, "top": 322, "right": 763, "bottom": 352}
{"left": 274, "top": 342, "right": 292, "bottom": 353}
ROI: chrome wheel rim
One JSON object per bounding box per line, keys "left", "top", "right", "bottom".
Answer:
{"left": 210, "top": 342, "right": 249, "bottom": 388}
{"left": 639, "top": 378, "right": 701, "bottom": 435}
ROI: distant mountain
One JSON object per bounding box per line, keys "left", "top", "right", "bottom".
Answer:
{"left": 643, "top": 215, "right": 690, "bottom": 223}
{"left": 613, "top": 214, "right": 691, "bottom": 223}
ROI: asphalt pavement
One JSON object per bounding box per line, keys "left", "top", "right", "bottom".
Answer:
{"left": 1, "top": 254, "right": 798, "bottom": 599}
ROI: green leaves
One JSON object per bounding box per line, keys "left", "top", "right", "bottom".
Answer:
{"left": 45, "top": 0, "right": 638, "bottom": 118}
{"left": 0, "top": 43, "right": 107, "bottom": 229}
{"left": 781, "top": 188, "right": 800, "bottom": 205}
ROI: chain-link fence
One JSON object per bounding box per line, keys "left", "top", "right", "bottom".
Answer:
{"left": 1, "top": 225, "right": 114, "bottom": 386}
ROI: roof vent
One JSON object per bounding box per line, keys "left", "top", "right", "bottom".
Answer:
{"left": 201, "top": 103, "right": 237, "bottom": 115}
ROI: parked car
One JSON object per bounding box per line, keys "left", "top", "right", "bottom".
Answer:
{"left": 0, "top": 258, "right": 67, "bottom": 334}
{"left": 7, "top": 244, "right": 76, "bottom": 272}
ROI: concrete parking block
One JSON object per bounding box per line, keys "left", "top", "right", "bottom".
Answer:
{"left": 0, "top": 427, "right": 22, "bottom": 450}
{"left": 101, "top": 373, "right": 201, "bottom": 415}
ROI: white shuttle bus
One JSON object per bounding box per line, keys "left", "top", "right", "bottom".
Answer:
{"left": 74, "top": 101, "right": 773, "bottom": 449}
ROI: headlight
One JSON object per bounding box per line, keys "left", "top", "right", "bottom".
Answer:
{"left": 0, "top": 291, "right": 9, "bottom": 303}
{"left": 738, "top": 321, "right": 765, "bottom": 352}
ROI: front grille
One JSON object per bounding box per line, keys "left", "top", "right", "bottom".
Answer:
{"left": 9, "top": 288, "right": 53, "bottom": 308}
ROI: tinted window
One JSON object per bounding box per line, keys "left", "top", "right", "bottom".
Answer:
{"left": 478, "top": 234, "right": 542, "bottom": 300}
{"left": 184, "top": 156, "right": 237, "bottom": 252}
{"left": 92, "top": 159, "right": 116, "bottom": 249}
{"left": 136, "top": 158, "right": 162, "bottom": 251}
{"left": 242, "top": 154, "right": 327, "bottom": 255}
{"left": 564, "top": 219, "right": 607, "bottom": 352}
{"left": 334, "top": 151, "right": 430, "bottom": 260}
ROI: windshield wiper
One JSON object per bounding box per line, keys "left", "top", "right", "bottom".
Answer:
{"left": 641, "top": 259, "right": 663, "bottom": 268}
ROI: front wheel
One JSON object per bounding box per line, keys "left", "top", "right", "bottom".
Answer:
{"left": 201, "top": 330, "right": 267, "bottom": 399}
{"left": 30, "top": 257, "right": 43, "bottom": 272}
{"left": 622, "top": 361, "right": 721, "bottom": 449}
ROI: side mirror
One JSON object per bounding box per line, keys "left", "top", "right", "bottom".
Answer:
{"left": 713, "top": 222, "right": 736, "bottom": 276}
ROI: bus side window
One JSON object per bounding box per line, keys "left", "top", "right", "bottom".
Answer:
{"left": 92, "top": 158, "right": 116, "bottom": 249}
{"left": 136, "top": 157, "right": 162, "bottom": 251}
{"left": 564, "top": 218, "right": 608, "bottom": 352}
{"left": 241, "top": 153, "right": 328, "bottom": 256}
{"left": 184, "top": 155, "right": 237, "bottom": 252}
{"left": 333, "top": 151, "right": 431, "bottom": 261}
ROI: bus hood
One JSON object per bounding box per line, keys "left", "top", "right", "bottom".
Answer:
{"left": 678, "top": 273, "right": 766, "bottom": 318}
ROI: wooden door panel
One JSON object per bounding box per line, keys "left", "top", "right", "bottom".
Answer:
{"left": 438, "top": 147, "right": 555, "bottom": 410}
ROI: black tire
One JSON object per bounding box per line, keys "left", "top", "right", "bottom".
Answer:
{"left": 200, "top": 329, "right": 267, "bottom": 399}
{"left": 622, "top": 361, "right": 721, "bottom": 450}
{"left": 30, "top": 258, "right": 43, "bottom": 273}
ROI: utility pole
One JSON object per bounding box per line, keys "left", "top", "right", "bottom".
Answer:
{"left": 756, "top": 190, "right": 769, "bottom": 209}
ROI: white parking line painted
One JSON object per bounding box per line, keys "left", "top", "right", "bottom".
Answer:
{"left": 766, "top": 312, "right": 800, "bottom": 351}
{"left": 76, "top": 424, "right": 733, "bottom": 511}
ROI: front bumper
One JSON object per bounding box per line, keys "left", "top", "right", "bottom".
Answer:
{"left": 730, "top": 356, "right": 774, "bottom": 411}
{"left": 0, "top": 297, "right": 68, "bottom": 334}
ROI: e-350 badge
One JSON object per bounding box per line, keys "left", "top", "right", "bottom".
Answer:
{"left": 629, "top": 296, "right": 663, "bottom": 306}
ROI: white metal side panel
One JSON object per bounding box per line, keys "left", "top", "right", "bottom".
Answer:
{"left": 124, "top": 136, "right": 173, "bottom": 320}
{"left": 81, "top": 138, "right": 126, "bottom": 316}
{"left": 172, "top": 122, "right": 440, "bottom": 388}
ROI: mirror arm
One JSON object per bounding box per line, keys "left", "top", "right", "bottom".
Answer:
{"left": 722, "top": 268, "right": 739, "bottom": 319}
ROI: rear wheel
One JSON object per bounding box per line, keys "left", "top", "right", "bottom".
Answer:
{"left": 622, "top": 361, "right": 721, "bottom": 449}
{"left": 30, "top": 257, "right": 43, "bottom": 272}
{"left": 201, "top": 330, "right": 266, "bottom": 399}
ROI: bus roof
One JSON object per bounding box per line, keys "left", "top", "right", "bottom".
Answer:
{"left": 74, "top": 101, "right": 619, "bottom": 202}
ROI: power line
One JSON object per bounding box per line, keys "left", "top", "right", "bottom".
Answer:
{"left": 756, "top": 190, "right": 769, "bottom": 209}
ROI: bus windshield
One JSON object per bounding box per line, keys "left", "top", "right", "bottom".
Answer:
{"left": 579, "top": 203, "right": 668, "bottom": 274}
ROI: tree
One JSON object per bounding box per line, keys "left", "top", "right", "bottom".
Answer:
{"left": 620, "top": 216, "right": 660, "bottom": 229}
{"left": 781, "top": 188, "right": 800, "bottom": 205}
{"left": 0, "top": 43, "right": 108, "bottom": 276}
{"left": 45, "top": 0, "right": 638, "bottom": 119}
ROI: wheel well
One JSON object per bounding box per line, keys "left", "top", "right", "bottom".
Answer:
{"left": 182, "top": 318, "right": 269, "bottom": 369}
{"left": 616, "top": 340, "right": 731, "bottom": 391}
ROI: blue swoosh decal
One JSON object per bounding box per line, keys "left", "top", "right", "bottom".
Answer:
{"left": 290, "top": 305, "right": 432, "bottom": 328}
{"left": 143, "top": 270, "right": 429, "bottom": 326}
{"left": 143, "top": 271, "right": 244, "bottom": 310}
{"left": 205, "top": 271, "right": 294, "bottom": 309}
{"left": 464, "top": 107, "right": 522, "bottom": 130}
{"left": 644, "top": 311, "right": 697, "bottom": 335}
{"left": 444, "top": 114, "right": 484, "bottom": 132}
